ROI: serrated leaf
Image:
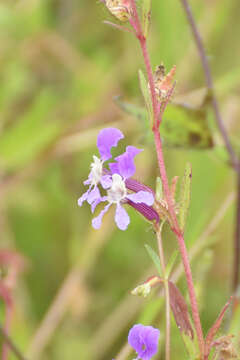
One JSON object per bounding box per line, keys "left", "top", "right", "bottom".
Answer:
{"left": 144, "top": 244, "right": 162, "bottom": 276}
{"left": 165, "top": 250, "right": 178, "bottom": 278}
{"left": 142, "top": 0, "right": 152, "bottom": 38}
{"left": 138, "top": 69, "right": 153, "bottom": 123}
{"left": 179, "top": 163, "right": 192, "bottom": 231}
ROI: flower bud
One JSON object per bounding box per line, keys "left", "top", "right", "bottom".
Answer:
{"left": 105, "top": 0, "right": 132, "bottom": 22}
{"left": 152, "top": 64, "right": 176, "bottom": 102}
{"left": 131, "top": 282, "right": 151, "bottom": 297}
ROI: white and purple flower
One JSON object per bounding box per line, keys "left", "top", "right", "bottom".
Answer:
{"left": 78, "top": 128, "right": 123, "bottom": 209}
{"left": 128, "top": 324, "right": 160, "bottom": 360}
{"left": 78, "top": 128, "right": 159, "bottom": 231}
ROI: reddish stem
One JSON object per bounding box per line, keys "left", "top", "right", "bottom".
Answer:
{"left": 128, "top": 1, "right": 205, "bottom": 357}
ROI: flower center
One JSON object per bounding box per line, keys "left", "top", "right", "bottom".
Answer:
{"left": 90, "top": 156, "right": 103, "bottom": 185}
{"left": 107, "top": 173, "right": 127, "bottom": 203}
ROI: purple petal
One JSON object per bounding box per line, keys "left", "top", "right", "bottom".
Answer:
{"left": 92, "top": 203, "right": 111, "bottom": 229}
{"left": 141, "top": 327, "right": 160, "bottom": 360}
{"left": 127, "top": 200, "right": 159, "bottom": 223}
{"left": 125, "top": 178, "right": 155, "bottom": 195}
{"left": 83, "top": 178, "right": 91, "bottom": 185}
{"left": 100, "top": 174, "right": 112, "bottom": 189}
{"left": 78, "top": 189, "right": 90, "bottom": 207}
{"left": 115, "top": 204, "right": 130, "bottom": 230}
{"left": 109, "top": 162, "right": 120, "bottom": 175}
{"left": 97, "top": 128, "right": 124, "bottom": 161}
{"left": 114, "top": 146, "right": 143, "bottom": 179}
{"left": 91, "top": 198, "right": 102, "bottom": 213}
{"left": 126, "top": 191, "right": 154, "bottom": 206}
{"left": 87, "top": 186, "right": 101, "bottom": 204}
{"left": 128, "top": 324, "right": 144, "bottom": 355}
{"left": 128, "top": 324, "right": 160, "bottom": 360}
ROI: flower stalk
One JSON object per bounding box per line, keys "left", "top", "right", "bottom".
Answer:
{"left": 128, "top": 0, "right": 205, "bottom": 357}
{"left": 156, "top": 225, "right": 171, "bottom": 360}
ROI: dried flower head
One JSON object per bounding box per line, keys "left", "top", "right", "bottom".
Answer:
{"left": 105, "top": 0, "right": 132, "bottom": 22}
{"left": 153, "top": 64, "right": 176, "bottom": 102}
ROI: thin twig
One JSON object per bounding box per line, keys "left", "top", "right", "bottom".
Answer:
{"left": 156, "top": 227, "right": 171, "bottom": 360}
{"left": 0, "top": 326, "right": 27, "bottom": 360}
{"left": 179, "top": 0, "right": 238, "bottom": 170}
{"left": 179, "top": 0, "right": 240, "bottom": 297}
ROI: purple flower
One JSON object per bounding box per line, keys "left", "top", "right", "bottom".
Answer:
{"left": 128, "top": 324, "right": 160, "bottom": 360}
{"left": 92, "top": 146, "right": 154, "bottom": 231}
{"left": 78, "top": 128, "right": 158, "bottom": 231}
{"left": 78, "top": 128, "right": 123, "bottom": 209}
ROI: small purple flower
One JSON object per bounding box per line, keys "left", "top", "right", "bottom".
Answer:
{"left": 78, "top": 128, "right": 123, "bottom": 209}
{"left": 78, "top": 128, "right": 158, "bottom": 231}
{"left": 92, "top": 146, "right": 154, "bottom": 230}
{"left": 128, "top": 324, "right": 160, "bottom": 360}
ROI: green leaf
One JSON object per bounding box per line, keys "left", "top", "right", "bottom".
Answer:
{"left": 162, "top": 104, "right": 214, "bottom": 149}
{"left": 114, "top": 98, "right": 214, "bottom": 149}
{"left": 142, "top": 0, "right": 152, "bottom": 38}
{"left": 179, "top": 163, "right": 192, "bottom": 231}
{"left": 144, "top": 244, "right": 162, "bottom": 276}
{"left": 165, "top": 250, "right": 178, "bottom": 278}
{"left": 138, "top": 69, "right": 153, "bottom": 123}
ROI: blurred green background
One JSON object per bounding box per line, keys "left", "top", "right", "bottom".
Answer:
{"left": 0, "top": 0, "right": 239, "bottom": 359}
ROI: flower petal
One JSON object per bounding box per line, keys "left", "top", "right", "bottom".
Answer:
{"left": 128, "top": 324, "right": 144, "bottom": 355}
{"left": 125, "top": 178, "right": 155, "bottom": 195}
{"left": 92, "top": 203, "right": 111, "bottom": 229}
{"left": 100, "top": 174, "right": 112, "bottom": 189}
{"left": 127, "top": 200, "right": 159, "bottom": 223}
{"left": 91, "top": 198, "right": 101, "bottom": 213}
{"left": 114, "top": 146, "right": 142, "bottom": 179}
{"left": 126, "top": 191, "right": 154, "bottom": 206}
{"left": 128, "top": 324, "right": 160, "bottom": 360}
{"left": 87, "top": 186, "right": 101, "bottom": 204}
{"left": 115, "top": 203, "right": 130, "bottom": 230}
{"left": 141, "top": 327, "right": 160, "bottom": 360}
{"left": 83, "top": 178, "right": 91, "bottom": 186}
{"left": 97, "top": 128, "right": 124, "bottom": 161}
{"left": 77, "top": 189, "right": 90, "bottom": 207}
{"left": 109, "top": 161, "right": 120, "bottom": 175}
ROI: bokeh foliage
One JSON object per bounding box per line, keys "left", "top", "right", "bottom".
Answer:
{"left": 0, "top": 0, "right": 240, "bottom": 359}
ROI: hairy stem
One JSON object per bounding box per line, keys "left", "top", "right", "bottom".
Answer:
{"left": 0, "top": 326, "right": 27, "bottom": 360}
{"left": 178, "top": 0, "right": 240, "bottom": 296}
{"left": 128, "top": 0, "right": 205, "bottom": 356}
{"left": 156, "top": 227, "right": 171, "bottom": 360}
